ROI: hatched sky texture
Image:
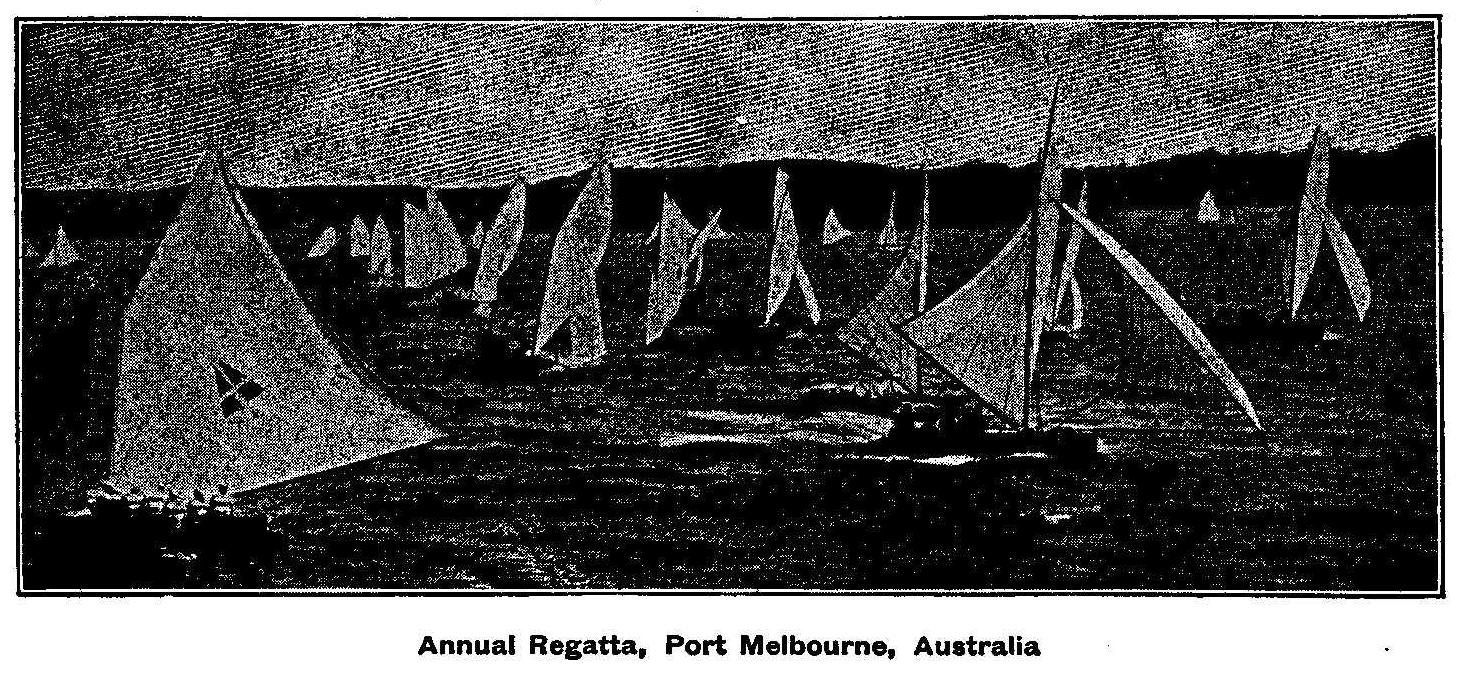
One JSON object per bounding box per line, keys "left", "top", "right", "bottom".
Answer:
{"left": 21, "top": 19, "right": 1437, "bottom": 189}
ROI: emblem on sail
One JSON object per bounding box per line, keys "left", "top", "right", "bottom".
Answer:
{"left": 404, "top": 190, "right": 468, "bottom": 288}
{"left": 762, "top": 168, "right": 821, "bottom": 325}
{"left": 535, "top": 161, "right": 614, "bottom": 363}
{"left": 40, "top": 225, "right": 81, "bottom": 268}
{"left": 1290, "top": 125, "right": 1372, "bottom": 321}
{"left": 111, "top": 150, "right": 442, "bottom": 496}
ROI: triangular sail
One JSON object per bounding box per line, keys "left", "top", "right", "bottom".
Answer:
{"left": 1050, "top": 182, "right": 1087, "bottom": 328}
{"left": 1323, "top": 205, "right": 1373, "bottom": 321}
{"left": 404, "top": 190, "right": 468, "bottom": 288}
{"left": 22, "top": 239, "right": 41, "bottom": 258}
{"left": 763, "top": 168, "right": 815, "bottom": 324}
{"left": 306, "top": 226, "right": 339, "bottom": 258}
{"left": 1197, "top": 189, "right": 1222, "bottom": 223}
{"left": 1026, "top": 147, "right": 1066, "bottom": 392}
{"left": 112, "top": 151, "right": 442, "bottom": 496}
{"left": 822, "top": 208, "right": 850, "bottom": 245}
{"left": 687, "top": 209, "right": 722, "bottom": 289}
{"left": 368, "top": 215, "right": 393, "bottom": 280}
{"left": 839, "top": 173, "right": 930, "bottom": 391}
{"left": 796, "top": 260, "right": 822, "bottom": 324}
{"left": 349, "top": 216, "right": 370, "bottom": 257}
{"left": 1063, "top": 204, "right": 1262, "bottom": 429}
{"left": 902, "top": 219, "right": 1032, "bottom": 424}
{"left": 41, "top": 225, "right": 80, "bottom": 267}
{"left": 535, "top": 162, "right": 614, "bottom": 361}
{"left": 1291, "top": 125, "right": 1330, "bottom": 317}
{"left": 473, "top": 179, "right": 526, "bottom": 303}
{"left": 645, "top": 193, "right": 695, "bottom": 343}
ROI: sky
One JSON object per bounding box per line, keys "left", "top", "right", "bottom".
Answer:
{"left": 20, "top": 19, "right": 1437, "bottom": 190}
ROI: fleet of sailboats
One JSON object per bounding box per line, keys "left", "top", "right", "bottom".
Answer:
{"left": 31, "top": 103, "right": 1397, "bottom": 502}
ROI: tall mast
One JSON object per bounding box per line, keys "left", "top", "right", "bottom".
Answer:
{"left": 1024, "top": 74, "right": 1062, "bottom": 430}
{"left": 914, "top": 169, "right": 930, "bottom": 392}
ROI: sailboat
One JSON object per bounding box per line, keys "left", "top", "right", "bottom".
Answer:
{"left": 472, "top": 177, "right": 527, "bottom": 316}
{"left": 762, "top": 167, "right": 822, "bottom": 327}
{"left": 349, "top": 216, "right": 370, "bottom": 258}
{"left": 305, "top": 225, "right": 339, "bottom": 258}
{"left": 367, "top": 214, "right": 395, "bottom": 283}
{"left": 876, "top": 192, "right": 903, "bottom": 249}
{"left": 1196, "top": 189, "right": 1222, "bottom": 223}
{"left": 1290, "top": 125, "right": 1372, "bottom": 327}
{"left": 645, "top": 193, "right": 714, "bottom": 344}
{"left": 40, "top": 225, "right": 81, "bottom": 268}
{"left": 22, "top": 239, "right": 41, "bottom": 259}
{"left": 822, "top": 208, "right": 851, "bottom": 245}
{"left": 1045, "top": 181, "right": 1089, "bottom": 340}
{"left": 110, "top": 150, "right": 443, "bottom": 499}
{"left": 1208, "top": 125, "right": 1372, "bottom": 344}
{"left": 403, "top": 189, "right": 468, "bottom": 289}
{"left": 882, "top": 85, "right": 1261, "bottom": 458}
{"left": 534, "top": 161, "right": 614, "bottom": 370}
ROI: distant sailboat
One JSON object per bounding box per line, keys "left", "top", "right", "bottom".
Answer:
{"left": 839, "top": 172, "right": 931, "bottom": 393}
{"left": 305, "top": 226, "right": 339, "bottom": 258}
{"left": 763, "top": 168, "right": 821, "bottom": 325}
{"left": 535, "top": 162, "right": 614, "bottom": 365}
{"left": 687, "top": 209, "right": 724, "bottom": 289}
{"left": 40, "top": 225, "right": 80, "bottom": 268}
{"left": 22, "top": 239, "right": 41, "bottom": 259}
{"left": 645, "top": 193, "right": 705, "bottom": 343}
{"left": 349, "top": 216, "right": 370, "bottom": 258}
{"left": 1291, "top": 125, "right": 1372, "bottom": 322}
{"left": 1047, "top": 181, "right": 1089, "bottom": 336}
{"left": 876, "top": 192, "right": 903, "bottom": 248}
{"left": 822, "top": 208, "right": 851, "bottom": 245}
{"left": 473, "top": 178, "right": 526, "bottom": 310}
{"left": 368, "top": 215, "right": 394, "bottom": 282}
{"left": 111, "top": 150, "right": 442, "bottom": 497}
{"left": 1196, "top": 189, "right": 1222, "bottom": 223}
{"left": 403, "top": 190, "right": 468, "bottom": 288}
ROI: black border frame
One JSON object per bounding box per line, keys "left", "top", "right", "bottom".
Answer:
{"left": 12, "top": 14, "right": 1444, "bottom": 598}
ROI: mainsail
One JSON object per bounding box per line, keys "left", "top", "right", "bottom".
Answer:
{"left": 404, "top": 190, "right": 468, "bottom": 288}
{"left": 41, "top": 225, "right": 81, "bottom": 268}
{"left": 349, "top": 216, "right": 370, "bottom": 257}
{"left": 645, "top": 193, "right": 696, "bottom": 343}
{"left": 1197, "top": 189, "right": 1222, "bottom": 223}
{"left": 368, "top": 215, "right": 394, "bottom": 280}
{"left": 839, "top": 173, "right": 930, "bottom": 391}
{"left": 1050, "top": 181, "right": 1088, "bottom": 329}
{"left": 687, "top": 209, "right": 723, "bottom": 289}
{"left": 111, "top": 151, "right": 442, "bottom": 496}
{"left": 1063, "top": 204, "right": 1262, "bottom": 429}
{"left": 822, "top": 208, "right": 850, "bottom": 245}
{"left": 535, "top": 162, "right": 614, "bottom": 361}
{"left": 763, "top": 168, "right": 820, "bottom": 324}
{"left": 473, "top": 178, "right": 527, "bottom": 303}
{"left": 1290, "top": 125, "right": 1372, "bottom": 321}
{"left": 306, "top": 226, "right": 339, "bottom": 258}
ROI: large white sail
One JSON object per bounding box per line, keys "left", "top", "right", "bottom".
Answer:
{"left": 645, "top": 193, "right": 695, "bottom": 343}
{"left": 763, "top": 168, "right": 817, "bottom": 324}
{"left": 404, "top": 189, "right": 468, "bottom": 288}
{"left": 111, "top": 151, "right": 442, "bottom": 496}
{"left": 1063, "top": 204, "right": 1262, "bottom": 429}
{"left": 1197, "top": 189, "right": 1222, "bottom": 223}
{"left": 473, "top": 179, "right": 527, "bottom": 303}
{"left": 822, "top": 208, "right": 850, "bottom": 245}
{"left": 902, "top": 218, "right": 1033, "bottom": 423}
{"left": 306, "top": 226, "right": 339, "bottom": 258}
{"left": 839, "top": 174, "right": 930, "bottom": 391}
{"left": 535, "top": 162, "right": 614, "bottom": 361}
{"left": 40, "top": 225, "right": 80, "bottom": 268}
{"left": 687, "top": 209, "right": 722, "bottom": 289}
{"left": 1323, "top": 205, "right": 1372, "bottom": 320}
{"left": 349, "top": 216, "right": 370, "bottom": 257}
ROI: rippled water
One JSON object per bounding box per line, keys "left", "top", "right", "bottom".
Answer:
{"left": 21, "top": 208, "right": 1438, "bottom": 590}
